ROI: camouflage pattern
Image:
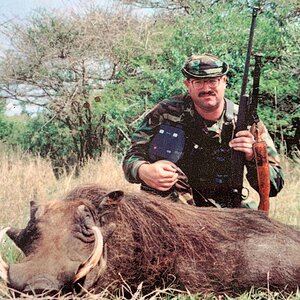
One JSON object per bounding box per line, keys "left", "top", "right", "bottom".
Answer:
{"left": 181, "top": 54, "right": 229, "bottom": 79}
{"left": 140, "top": 166, "right": 196, "bottom": 206}
{"left": 173, "top": 167, "right": 195, "bottom": 205}
{"left": 122, "top": 94, "right": 284, "bottom": 207}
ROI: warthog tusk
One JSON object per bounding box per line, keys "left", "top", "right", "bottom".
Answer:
{"left": 73, "top": 226, "right": 104, "bottom": 283}
{"left": 0, "top": 227, "right": 10, "bottom": 283}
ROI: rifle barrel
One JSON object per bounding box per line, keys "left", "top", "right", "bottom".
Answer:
{"left": 231, "top": 7, "right": 259, "bottom": 207}
{"left": 249, "top": 54, "right": 263, "bottom": 125}
{"left": 240, "top": 7, "right": 259, "bottom": 97}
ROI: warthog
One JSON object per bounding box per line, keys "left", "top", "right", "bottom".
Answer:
{"left": 0, "top": 184, "right": 299, "bottom": 296}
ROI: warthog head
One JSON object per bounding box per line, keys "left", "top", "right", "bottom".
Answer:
{"left": 0, "top": 190, "right": 123, "bottom": 295}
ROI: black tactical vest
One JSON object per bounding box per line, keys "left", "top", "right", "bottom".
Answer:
{"left": 177, "top": 99, "right": 235, "bottom": 204}
{"left": 148, "top": 98, "right": 235, "bottom": 205}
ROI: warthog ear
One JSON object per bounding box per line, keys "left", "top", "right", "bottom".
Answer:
{"left": 105, "top": 190, "right": 124, "bottom": 201}
{"left": 98, "top": 190, "right": 124, "bottom": 209}
{"left": 6, "top": 201, "right": 43, "bottom": 256}
{"left": 30, "top": 200, "right": 39, "bottom": 219}
{"left": 6, "top": 227, "right": 22, "bottom": 245}
{"left": 6, "top": 227, "right": 29, "bottom": 255}
{"left": 97, "top": 190, "right": 124, "bottom": 225}
{"left": 6, "top": 228, "right": 31, "bottom": 256}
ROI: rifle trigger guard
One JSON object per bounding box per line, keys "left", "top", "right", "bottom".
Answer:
{"left": 242, "top": 187, "right": 249, "bottom": 200}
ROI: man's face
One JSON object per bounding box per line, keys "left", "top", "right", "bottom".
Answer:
{"left": 184, "top": 76, "right": 227, "bottom": 113}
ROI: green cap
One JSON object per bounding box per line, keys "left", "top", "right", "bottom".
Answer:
{"left": 181, "top": 54, "right": 229, "bottom": 79}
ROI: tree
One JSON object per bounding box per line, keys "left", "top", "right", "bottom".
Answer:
{"left": 0, "top": 3, "right": 151, "bottom": 168}
{"left": 114, "top": 0, "right": 300, "bottom": 154}
{"left": 0, "top": 0, "right": 299, "bottom": 167}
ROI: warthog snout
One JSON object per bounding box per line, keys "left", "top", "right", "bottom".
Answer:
{"left": 8, "top": 263, "right": 62, "bottom": 295}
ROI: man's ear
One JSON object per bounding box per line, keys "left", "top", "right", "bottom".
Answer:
{"left": 184, "top": 79, "right": 190, "bottom": 88}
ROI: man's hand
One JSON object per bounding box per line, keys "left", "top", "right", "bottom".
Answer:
{"left": 138, "top": 160, "right": 178, "bottom": 191}
{"left": 229, "top": 130, "right": 255, "bottom": 161}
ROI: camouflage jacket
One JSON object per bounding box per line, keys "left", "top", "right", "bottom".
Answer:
{"left": 122, "top": 94, "right": 284, "bottom": 205}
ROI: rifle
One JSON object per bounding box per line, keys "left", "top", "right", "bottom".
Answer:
{"left": 231, "top": 6, "right": 270, "bottom": 213}
{"left": 251, "top": 54, "right": 271, "bottom": 213}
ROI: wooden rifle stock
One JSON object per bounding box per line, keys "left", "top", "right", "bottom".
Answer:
{"left": 253, "top": 140, "right": 270, "bottom": 213}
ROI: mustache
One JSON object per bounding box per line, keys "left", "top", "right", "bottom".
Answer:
{"left": 198, "top": 91, "right": 216, "bottom": 97}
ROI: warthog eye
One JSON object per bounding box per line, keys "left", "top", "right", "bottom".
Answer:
{"left": 78, "top": 205, "right": 95, "bottom": 223}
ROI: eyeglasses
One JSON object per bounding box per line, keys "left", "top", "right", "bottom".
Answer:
{"left": 190, "top": 78, "right": 221, "bottom": 89}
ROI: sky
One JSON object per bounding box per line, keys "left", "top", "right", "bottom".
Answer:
{"left": 1, "top": 0, "right": 111, "bottom": 19}
{"left": 0, "top": 0, "right": 117, "bottom": 41}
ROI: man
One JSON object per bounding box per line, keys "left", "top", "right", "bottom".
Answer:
{"left": 122, "top": 54, "right": 284, "bottom": 208}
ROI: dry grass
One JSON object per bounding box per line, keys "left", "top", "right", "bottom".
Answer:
{"left": 0, "top": 145, "right": 298, "bottom": 229}
{"left": 244, "top": 153, "right": 300, "bottom": 228}
{"left": 0, "top": 148, "right": 139, "bottom": 229}
{"left": 0, "top": 145, "right": 299, "bottom": 299}
{"left": 269, "top": 155, "right": 300, "bottom": 227}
